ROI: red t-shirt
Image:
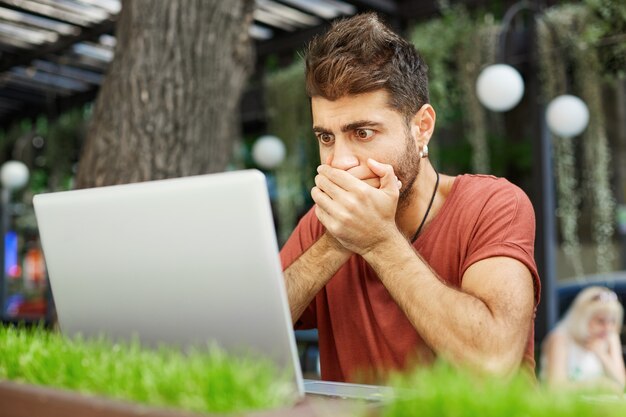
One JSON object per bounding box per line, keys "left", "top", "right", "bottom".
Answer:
{"left": 280, "top": 174, "right": 541, "bottom": 383}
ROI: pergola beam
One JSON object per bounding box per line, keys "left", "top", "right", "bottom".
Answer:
{"left": 349, "top": 0, "right": 398, "bottom": 14}
{"left": 0, "top": 19, "right": 115, "bottom": 73}
{"left": 256, "top": 22, "right": 330, "bottom": 57}
{"left": 0, "top": 87, "right": 97, "bottom": 128}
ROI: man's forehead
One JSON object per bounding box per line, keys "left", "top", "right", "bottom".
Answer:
{"left": 311, "top": 91, "right": 399, "bottom": 125}
{"left": 311, "top": 90, "right": 392, "bottom": 107}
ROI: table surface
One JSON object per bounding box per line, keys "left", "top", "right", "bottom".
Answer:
{"left": 0, "top": 380, "right": 365, "bottom": 417}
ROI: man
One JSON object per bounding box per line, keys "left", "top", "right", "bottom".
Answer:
{"left": 280, "top": 13, "right": 540, "bottom": 383}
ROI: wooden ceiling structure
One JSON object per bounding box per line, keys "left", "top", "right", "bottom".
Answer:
{"left": 0, "top": 0, "right": 472, "bottom": 129}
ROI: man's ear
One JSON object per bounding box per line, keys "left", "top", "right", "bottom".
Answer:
{"left": 410, "top": 104, "right": 436, "bottom": 148}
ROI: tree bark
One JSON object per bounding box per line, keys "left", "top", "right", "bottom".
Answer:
{"left": 75, "top": 0, "right": 255, "bottom": 188}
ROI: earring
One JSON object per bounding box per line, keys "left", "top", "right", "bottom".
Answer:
{"left": 421, "top": 144, "right": 429, "bottom": 158}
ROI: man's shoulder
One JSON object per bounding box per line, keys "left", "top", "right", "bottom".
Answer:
{"left": 455, "top": 174, "right": 530, "bottom": 204}
{"left": 446, "top": 174, "right": 535, "bottom": 227}
{"left": 457, "top": 173, "right": 518, "bottom": 190}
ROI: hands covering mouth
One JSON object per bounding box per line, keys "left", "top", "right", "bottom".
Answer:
{"left": 311, "top": 158, "right": 402, "bottom": 255}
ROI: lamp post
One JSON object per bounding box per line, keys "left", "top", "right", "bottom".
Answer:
{"left": 0, "top": 160, "right": 30, "bottom": 320}
{"left": 475, "top": 1, "right": 590, "bottom": 340}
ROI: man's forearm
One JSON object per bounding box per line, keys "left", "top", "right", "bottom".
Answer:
{"left": 284, "top": 232, "right": 352, "bottom": 324}
{"left": 363, "top": 233, "right": 532, "bottom": 375}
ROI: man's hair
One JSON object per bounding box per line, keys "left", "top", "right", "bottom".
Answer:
{"left": 304, "top": 13, "right": 429, "bottom": 119}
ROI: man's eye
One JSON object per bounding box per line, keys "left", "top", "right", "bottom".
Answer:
{"left": 355, "top": 129, "right": 374, "bottom": 140}
{"left": 318, "top": 133, "right": 334, "bottom": 144}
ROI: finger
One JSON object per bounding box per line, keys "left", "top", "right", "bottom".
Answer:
{"left": 314, "top": 204, "right": 330, "bottom": 228}
{"left": 367, "top": 158, "right": 400, "bottom": 194}
{"left": 311, "top": 186, "right": 340, "bottom": 216}
{"left": 317, "top": 164, "right": 367, "bottom": 193}
{"left": 362, "top": 177, "right": 381, "bottom": 189}
{"left": 315, "top": 174, "right": 346, "bottom": 200}
{"left": 314, "top": 204, "right": 339, "bottom": 232}
{"left": 394, "top": 175, "right": 402, "bottom": 190}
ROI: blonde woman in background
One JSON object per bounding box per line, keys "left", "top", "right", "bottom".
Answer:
{"left": 541, "top": 286, "right": 625, "bottom": 392}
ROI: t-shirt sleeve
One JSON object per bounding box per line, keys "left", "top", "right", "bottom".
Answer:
{"left": 279, "top": 207, "right": 323, "bottom": 329}
{"left": 461, "top": 182, "right": 541, "bottom": 306}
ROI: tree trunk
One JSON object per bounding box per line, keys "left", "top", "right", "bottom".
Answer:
{"left": 75, "top": 0, "right": 255, "bottom": 188}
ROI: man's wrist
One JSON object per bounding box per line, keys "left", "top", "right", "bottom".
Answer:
{"left": 361, "top": 228, "right": 412, "bottom": 265}
{"left": 322, "top": 231, "right": 352, "bottom": 258}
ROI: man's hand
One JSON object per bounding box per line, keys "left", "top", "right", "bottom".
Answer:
{"left": 345, "top": 163, "right": 381, "bottom": 189}
{"left": 311, "top": 158, "right": 401, "bottom": 255}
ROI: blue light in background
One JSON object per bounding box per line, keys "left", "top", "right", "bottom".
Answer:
{"left": 5, "top": 231, "right": 18, "bottom": 277}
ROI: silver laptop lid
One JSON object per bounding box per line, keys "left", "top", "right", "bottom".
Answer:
{"left": 33, "top": 170, "right": 304, "bottom": 397}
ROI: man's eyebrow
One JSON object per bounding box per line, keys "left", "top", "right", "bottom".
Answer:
{"left": 342, "top": 120, "right": 381, "bottom": 132}
{"left": 312, "top": 126, "right": 331, "bottom": 134}
{"left": 312, "top": 120, "right": 382, "bottom": 134}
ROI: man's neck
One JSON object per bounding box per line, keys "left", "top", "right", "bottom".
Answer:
{"left": 395, "top": 161, "right": 451, "bottom": 241}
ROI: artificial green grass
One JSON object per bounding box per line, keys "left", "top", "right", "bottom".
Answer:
{"left": 5, "top": 326, "right": 625, "bottom": 417}
{"left": 383, "top": 362, "right": 626, "bottom": 417}
{"left": 0, "top": 326, "right": 295, "bottom": 414}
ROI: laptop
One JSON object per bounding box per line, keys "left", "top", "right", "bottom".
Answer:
{"left": 33, "top": 170, "right": 392, "bottom": 402}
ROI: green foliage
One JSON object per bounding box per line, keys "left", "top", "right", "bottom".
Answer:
{"left": 384, "top": 362, "right": 626, "bottom": 417}
{"left": 583, "top": 0, "right": 626, "bottom": 79}
{"left": 0, "top": 326, "right": 295, "bottom": 414}
{"left": 538, "top": 4, "right": 617, "bottom": 275}
{"left": 264, "top": 60, "right": 313, "bottom": 157}
{"left": 0, "top": 120, "right": 32, "bottom": 159}
{"left": 437, "top": 135, "right": 473, "bottom": 174}
{"left": 28, "top": 169, "right": 49, "bottom": 196}
{"left": 38, "top": 108, "right": 86, "bottom": 191}
{"left": 410, "top": 5, "right": 500, "bottom": 174}
{"left": 264, "top": 59, "right": 317, "bottom": 243}
{"left": 0, "top": 106, "right": 88, "bottom": 195}
{"left": 409, "top": 5, "right": 474, "bottom": 127}
{"left": 488, "top": 133, "right": 533, "bottom": 177}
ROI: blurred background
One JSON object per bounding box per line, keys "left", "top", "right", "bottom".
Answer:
{"left": 0, "top": 0, "right": 624, "bottom": 372}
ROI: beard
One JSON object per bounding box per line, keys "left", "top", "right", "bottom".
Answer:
{"left": 393, "top": 134, "right": 421, "bottom": 210}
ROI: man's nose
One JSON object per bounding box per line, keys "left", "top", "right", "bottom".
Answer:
{"left": 328, "top": 140, "right": 359, "bottom": 171}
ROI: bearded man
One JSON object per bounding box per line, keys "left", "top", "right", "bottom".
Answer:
{"left": 280, "top": 13, "right": 540, "bottom": 383}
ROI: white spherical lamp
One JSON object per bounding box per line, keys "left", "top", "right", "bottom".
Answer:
{"left": 476, "top": 64, "right": 525, "bottom": 112}
{"left": 252, "top": 135, "right": 286, "bottom": 170}
{"left": 0, "top": 161, "right": 29, "bottom": 190}
{"left": 546, "top": 95, "right": 589, "bottom": 138}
